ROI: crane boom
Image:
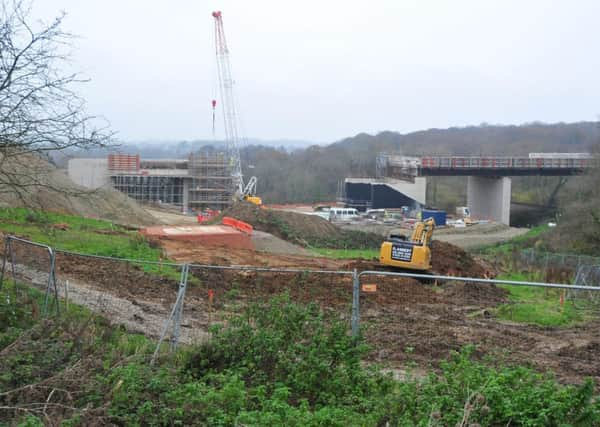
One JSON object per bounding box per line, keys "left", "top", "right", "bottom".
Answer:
{"left": 212, "top": 11, "right": 243, "bottom": 195}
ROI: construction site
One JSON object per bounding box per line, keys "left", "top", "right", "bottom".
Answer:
{"left": 68, "top": 153, "right": 235, "bottom": 212}
{"left": 49, "top": 9, "right": 599, "bottom": 392}
{"left": 2, "top": 5, "right": 600, "bottom": 425}
{"left": 4, "top": 202, "right": 600, "bottom": 390}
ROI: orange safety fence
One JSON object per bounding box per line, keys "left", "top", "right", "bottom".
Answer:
{"left": 222, "top": 217, "right": 253, "bottom": 235}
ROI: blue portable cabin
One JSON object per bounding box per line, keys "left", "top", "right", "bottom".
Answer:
{"left": 421, "top": 209, "right": 447, "bottom": 226}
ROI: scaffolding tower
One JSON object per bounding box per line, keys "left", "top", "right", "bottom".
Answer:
{"left": 107, "top": 153, "right": 235, "bottom": 212}
{"left": 188, "top": 153, "right": 233, "bottom": 211}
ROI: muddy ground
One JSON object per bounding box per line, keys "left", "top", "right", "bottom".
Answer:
{"left": 6, "top": 237, "right": 599, "bottom": 387}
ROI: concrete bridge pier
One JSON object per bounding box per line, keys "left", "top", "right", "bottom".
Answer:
{"left": 467, "top": 176, "right": 511, "bottom": 225}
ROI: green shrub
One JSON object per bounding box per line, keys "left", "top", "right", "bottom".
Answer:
{"left": 389, "top": 347, "right": 600, "bottom": 426}
{"left": 2, "top": 288, "right": 600, "bottom": 426}
{"left": 186, "top": 294, "right": 388, "bottom": 409}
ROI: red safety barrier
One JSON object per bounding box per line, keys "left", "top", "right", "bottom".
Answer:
{"left": 222, "top": 217, "right": 253, "bottom": 235}
{"left": 198, "top": 209, "right": 220, "bottom": 223}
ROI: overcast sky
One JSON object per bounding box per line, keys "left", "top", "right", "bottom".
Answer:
{"left": 32, "top": 0, "right": 600, "bottom": 144}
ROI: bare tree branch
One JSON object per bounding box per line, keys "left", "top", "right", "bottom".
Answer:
{"left": 0, "top": 0, "right": 114, "bottom": 204}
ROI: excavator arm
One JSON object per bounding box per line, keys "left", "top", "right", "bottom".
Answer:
{"left": 409, "top": 217, "right": 435, "bottom": 245}
{"left": 420, "top": 217, "right": 435, "bottom": 246}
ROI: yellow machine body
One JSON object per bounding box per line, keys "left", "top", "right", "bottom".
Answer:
{"left": 379, "top": 218, "right": 435, "bottom": 271}
{"left": 244, "top": 195, "right": 263, "bottom": 206}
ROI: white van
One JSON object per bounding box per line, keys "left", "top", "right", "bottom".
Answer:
{"left": 328, "top": 207, "right": 359, "bottom": 222}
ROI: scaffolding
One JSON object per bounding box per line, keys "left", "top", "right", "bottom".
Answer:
{"left": 188, "top": 153, "right": 234, "bottom": 211}
{"left": 111, "top": 175, "right": 185, "bottom": 206}
{"left": 107, "top": 152, "right": 235, "bottom": 212}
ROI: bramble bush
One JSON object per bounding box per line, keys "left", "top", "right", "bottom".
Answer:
{"left": 106, "top": 295, "right": 600, "bottom": 426}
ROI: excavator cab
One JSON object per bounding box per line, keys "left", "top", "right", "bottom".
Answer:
{"left": 379, "top": 217, "right": 435, "bottom": 271}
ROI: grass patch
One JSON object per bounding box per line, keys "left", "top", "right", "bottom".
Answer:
{"left": 0, "top": 207, "right": 161, "bottom": 260}
{"left": 477, "top": 224, "right": 549, "bottom": 256}
{"left": 0, "top": 207, "right": 182, "bottom": 280}
{"left": 496, "top": 272, "right": 585, "bottom": 327}
{"left": 311, "top": 247, "right": 379, "bottom": 260}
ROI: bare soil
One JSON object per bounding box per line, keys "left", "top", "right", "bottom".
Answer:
{"left": 5, "top": 236, "right": 596, "bottom": 387}
{"left": 251, "top": 231, "right": 312, "bottom": 256}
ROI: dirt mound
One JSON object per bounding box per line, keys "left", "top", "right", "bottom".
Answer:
{"left": 221, "top": 202, "right": 382, "bottom": 249}
{"left": 430, "top": 240, "right": 488, "bottom": 277}
{"left": 344, "top": 240, "right": 488, "bottom": 278}
{"left": 0, "top": 154, "right": 155, "bottom": 226}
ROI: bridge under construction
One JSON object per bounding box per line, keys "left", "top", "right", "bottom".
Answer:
{"left": 343, "top": 153, "right": 595, "bottom": 225}
{"left": 376, "top": 153, "right": 593, "bottom": 179}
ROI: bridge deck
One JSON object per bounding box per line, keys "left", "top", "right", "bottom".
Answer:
{"left": 379, "top": 154, "right": 594, "bottom": 177}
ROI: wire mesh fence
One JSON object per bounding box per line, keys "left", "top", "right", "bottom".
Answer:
{"left": 491, "top": 248, "right": 600, "bottom": 308}
{"left": 53, "top": 249, "right": 185, "bottom": 345}
{"left": 3, "top": 234, "right": 600, "bottom": 379}
{"left": 355, "top": 269, "right": 600, "bottom": 376}
{"left": 0, "top": 236, "right": 59, "bottom": 316}
{"left": 512, "top": 248, "right": 600, "bottom": 283}
{"left": 569, "top": 264, "right": 600, "bottom": 305}
{"left": 519, "top": 248, "right": 600, "bottom": 271}
{"left": 175, "top": 265, "right": 357, "bottom": 362}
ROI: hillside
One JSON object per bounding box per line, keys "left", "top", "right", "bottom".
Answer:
{"left": 543, "top": 158, "right": 600, "bottom": 255}
{"left": 0, "top": 155, "right": 154, "bottom": 226}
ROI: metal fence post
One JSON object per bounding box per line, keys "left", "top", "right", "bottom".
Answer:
{"left": 0, "top": 237, "right": 8, "bottom": 291}
{"left": 351, "top": 269, "right": 360, "bottom": 338}
{"left": 42, "top": 248, "right": 60, "bottom": 317}
{"left": 171, "top": 264, "right": 189, "bottom": 351}
{"left": 151, "top": 263, "right": 189, "bottom": 365}
{"left": 7, "top": 238, "right": 22, "bottom": 298}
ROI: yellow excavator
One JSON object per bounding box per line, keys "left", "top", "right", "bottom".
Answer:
{"left": 243, "top": 195, "right": 262, "bottom": 206}
{"left": 240, "top": 176, "right": 262, "bottom": 206}
{"left": 379, "top": 217, "right": 435, "bottom": 271}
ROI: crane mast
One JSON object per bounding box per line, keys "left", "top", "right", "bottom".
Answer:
{"left": 212, "top": 11, "right": 243, "bottom": 196}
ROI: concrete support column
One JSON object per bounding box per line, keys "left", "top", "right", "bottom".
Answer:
{"left": 467, "top": 176, "right": 511, "bottom": 225}
{"left": 383, "top": 177, "right": 427, "bottom": 205}
{"left": 182, "top": 179, "right": 190, "bottom": 214}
